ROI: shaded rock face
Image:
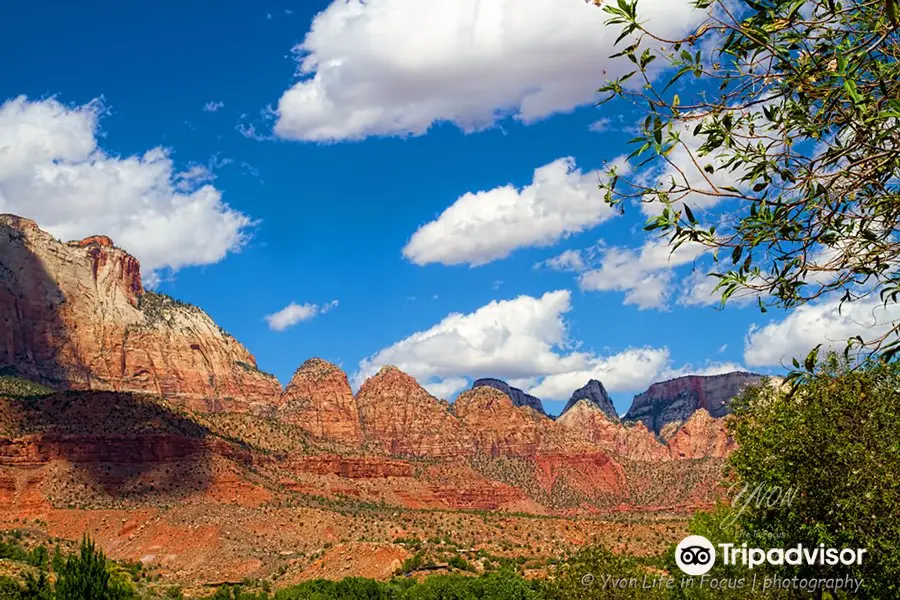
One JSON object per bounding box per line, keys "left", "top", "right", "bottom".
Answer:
{"left": 561, "top": 379, "right": 618, "bottom": 422}
{"left": 0, "top": 215, "right": 281, "bottom": 412}
{"left": 471, "top": 378, "right": 546, "bottom": 415}
{"left": 278, "top": 358, "right": 362, "bottom": 445}
{"left": 356, "top": 366, "right": 472, "bottom": 457}
{"left": 624, "top": 372, "right": 765, "bottom": 434}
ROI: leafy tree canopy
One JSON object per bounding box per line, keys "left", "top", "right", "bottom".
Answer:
{"left": 726, "top": 356, "right": 900, "bottom": 598}
{"left": 595, "top": 0, "right": 900, "bottom": 361}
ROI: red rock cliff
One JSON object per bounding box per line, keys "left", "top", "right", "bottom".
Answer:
{"left": 0, "top": 214, "right": 281, "bottom": 412}
{"left": 665, "top": 409, "right": 734, "bottom": 459}
{"left": 556, "top": 399, "right": 671, "bottom": 462}
{"left": 278, "top": 358, "right": 363, "bottom": 445}
{"left": 355, "top": 366, "right": 472, "bottom": 457}
{"left": 453, "top": 386, "right": 559, "bottom": 456}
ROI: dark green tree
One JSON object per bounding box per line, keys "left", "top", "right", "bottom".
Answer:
{"left": 0, "top": 577, "right": 24, "bottom": 600}
{"left": 726, "top": 356, "right": 900, "bottom": 598}
{"left": 55, "top": 537, "right": 133, "bottom": 600}
{"left": 50, "top": 545, "right": 64, "bottom": 574}
{"left": 21, "top": 571, "right": 53, "bottom": 600}
{"left": 28, "top": 546, "right": 48, "bottom": 572}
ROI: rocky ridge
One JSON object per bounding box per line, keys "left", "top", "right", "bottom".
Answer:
{"left": 624, "top": 371, "right": 767, "bottom": 434}
{"left": 471, "top": 378, "right": 546, "bottom": 415}
{"left": 278, "top": 358, "right": 363, "bottom": 446}
{"left": 561, "top": 379, "right": 618, "bottom": 422}
{"left": 0, "top": 212, "right": 774, "bottom": 589}
{"left": 0, "top": 215, "right": 281, "bottom": 412}
{"left": 454, "top": 386, "right": 562, "bottom": 456}
{"left": 0, "top": 215, "right": 753, "bottom": 517}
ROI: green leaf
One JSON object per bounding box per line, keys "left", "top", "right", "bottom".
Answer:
{"left": 805, "top": 345, "right": 821, "bottom": 372}
{"left": 683, "top": 203, "right": 697, "bottom": 224}
{"left": 663, "top": 66, "right": 692, "bottom": 93}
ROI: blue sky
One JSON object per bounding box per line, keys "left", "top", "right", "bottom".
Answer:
{"left": 2, "top": 0, "right": 870, "bottom": 415}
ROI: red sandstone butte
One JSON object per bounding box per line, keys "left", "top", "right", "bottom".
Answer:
{"left": 278, "top": 358, "right": 363, "bottom": 445}
{"left": 0, "top": 214, "right": 281, "bottom": 412}
{"left": 355, "top": 366, "right": 472, "bottom": 457}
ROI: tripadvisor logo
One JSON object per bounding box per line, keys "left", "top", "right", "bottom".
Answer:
{"left": 675, "top": 536, "right": 868, "bottom": 576}
{"left": 676, "top": 536, "right": 716, "bottom": 575}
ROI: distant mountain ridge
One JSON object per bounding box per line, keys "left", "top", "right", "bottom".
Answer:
{"left": 0, "top": 213, "right": 761, "bottom": 466}
{"left": 471, "top": 378, "right": 546, "bottom": 415}
{"left": 624, "top": 371, "right": 769, "bottom": 434}
{"left": 561, "top": 379, "right": 618, "bottom": 422}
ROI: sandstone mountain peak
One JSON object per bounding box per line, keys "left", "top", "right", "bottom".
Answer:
{"left": 280, "top": 358, "right": 362, "bottom": 445}
{"left": 666, "top": 408, "right": 734, "bottom": 459}
{"left": 71, "top": 234, "right": 116, "bottom": 248}
{"left": 356, "top": 364, "right": 472, "bottom": 457}
{"left": 556, "top": 399, "right": 670, "bottom": 462}
{"left": 455, "top": 385, "right": 557, "bottom": 456}
{"left": 294, "top": 357, "right": 343, "bottom": 376}
{"left": 557, "top": 397, "right": 610, "bottom": 420}
{"left": 0, "top": 215, "right": 281, "bottom": 412}
{"left": 454, "top": 385, "right": 517, "bottom": 412}
{"left": 0, "top": 213, "right": 39, "bottom": 230}
{"left": 561, "top": 379, "right": 618, "bottom": 422}
{"left": 625, "top": 371, "right": 766, "bottom": 434}
{"left": 374, "top": 364, "right": 404, "bottom": 377}
{"left": 471, "top": 377, "right": 546, "bottom": 415}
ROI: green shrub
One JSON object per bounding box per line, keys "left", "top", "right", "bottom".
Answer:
{"left": 55, "top": 537, "right": 135, "bottom": 600}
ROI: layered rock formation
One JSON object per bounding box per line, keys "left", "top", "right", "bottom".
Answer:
{"left": 556, "top": 399, "right": 670, "bottom": 462}
{"left": 278, "top": 358, "right": 362, "bottom": 445}
{"left": 624, "top": 372, "right": 766, "bottom": 433}
{"left": 0, "top": 215, "right": 281, "bottom": 412}
{"left": 0, "top": 214, "right": 759, "bottom": 589}
{"left": 471, "top": 378, "right": 546, "bottom": 415}
{"left": 665, "top": 409, "right": 734, "bottom": 459}
{"left": 561, "top": 379, "right": 618, "bottom": 422}
{"left": 454, "top": 386, "right": 560, "bottom": 456}
{"left": 356, "top": 366, "right": 472, "bottom": 457}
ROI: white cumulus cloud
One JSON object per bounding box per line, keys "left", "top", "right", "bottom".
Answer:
{"left": 744, "top": 296, "right": 900, "bottom": 367}
{"left": 0, "top": 96, "right": 254, "bottom": 283}
{"left": 274, "top": 0, "right": 702, "bottom": 141}
{"left": 578, "top": 238, "right": 708, "bottom": 310}
{"left": 403, "top": 157, "right": 623, "bottom": 266}
{"left": 535, "top": 249, "right": 586, "bottom": 272}
{"left": 265, "top": 300, "right": 339, "bottom": 331}
{"left": 353, "top": 290, "right": 692, "bottom": 400}
{"left": 422, "top": 377, "right": 469, "bottom": 399}
{"left": 527, "top": 347, "right": 673, "bottom": 400}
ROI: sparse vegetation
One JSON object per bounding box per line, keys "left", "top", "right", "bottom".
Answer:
{"left": 0, "top": 375, "right": 52, "bottom": 401}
